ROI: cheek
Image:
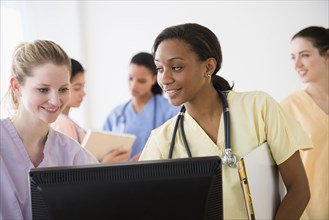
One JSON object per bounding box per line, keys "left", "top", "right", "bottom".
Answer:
{"left": 61, "top": 93, "right": 70, "bottom": 105}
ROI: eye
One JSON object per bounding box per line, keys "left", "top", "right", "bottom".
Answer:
{"left": 73, "top": 86, "right": 82, "bottom": 92}
{"left": 156, "top": 67, "right": 164, "bottom": 74}
{"left": 172, "top": 65, "right": 182, "bottom": 72}
{"left": 59, "top": 88, "right": 69, "bottom": 93}
{"left": 301, "top": 54, "right": 310, "bottom": 58}
{"left": 137, "top": 79, "right": 147, "bottom": 84}
{"left": 37, "top": 88, "right": 49, "bottom": 93}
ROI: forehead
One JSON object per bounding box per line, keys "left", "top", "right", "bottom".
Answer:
{"left": 26, "top": 62, "right": 70, "bottom": 85}
{"left": 128, "top": 64, "right": 153, "bottom": 77}
{"left": 71, "top": 72, "right": 85, "bottom": 83}
{"left": 291, "top": 37, "right": 316, "bottom": 53}
{"left": 154, "top": 39, "right": 196, "bottom": 62}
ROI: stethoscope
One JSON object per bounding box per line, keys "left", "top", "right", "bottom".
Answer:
{"left": 116, "top": 95, "right": 157, "bottom": 132}
{"left": 168, "top": 89, "right": 237, "bottom": 168}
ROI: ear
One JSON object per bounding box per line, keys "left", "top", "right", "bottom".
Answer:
{"left": 325, "top": 49, "right": 329, "bottom": 64}
{"left": 10, "top": 77, "right": 22, "bottom": 97}
{"left": 204, "top": 58, "right": 217, "bottom": 77}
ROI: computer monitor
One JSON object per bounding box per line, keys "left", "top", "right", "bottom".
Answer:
{"left": 29, "top": 156, "right": 222, "bottom": 220}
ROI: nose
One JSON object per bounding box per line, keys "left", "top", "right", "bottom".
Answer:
{"left": 159, "top": 68, "right": 174, "bottom": 86}
{"left": 294, "top": 56, "right": 303, "bottom": 69}
{"left": 48, "top": 91, "right": 61, "bottom": 106}
{"left": 129, "top": 79, "right": 138, "bottom": 90}
{"left": 82, "top": 88, "right": 86, "bottom": 97}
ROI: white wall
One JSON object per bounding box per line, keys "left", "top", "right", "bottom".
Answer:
{"left": 1, "top": 1, "right": 328, "bottom": 129}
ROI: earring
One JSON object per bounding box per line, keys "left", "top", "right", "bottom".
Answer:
{"left": 207, "top": 74, "right": 211, "bottom": 77}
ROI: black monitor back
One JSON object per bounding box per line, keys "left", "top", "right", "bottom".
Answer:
{"left": 29, "top": 156, "right": 222, "bottom": 220}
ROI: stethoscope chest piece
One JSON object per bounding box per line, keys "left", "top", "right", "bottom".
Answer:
{"left": 221, "top": 149, "right": 237, "bottom": 168}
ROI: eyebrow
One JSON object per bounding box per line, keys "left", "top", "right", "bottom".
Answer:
{"left": 37, "top": 83, "right": 69, "bottom": 87}
{"left": 298, "top": 50, "right": 311, "bottom": 54}
{"left": 154, "top": 57, "right": 185, "bottom": 62}
{"left": 72, "top": 82, "right": 84, "bottom": 86}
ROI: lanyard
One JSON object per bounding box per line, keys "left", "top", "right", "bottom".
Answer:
{"left": 168, "top": 89, "right": 237, "bottom": 168}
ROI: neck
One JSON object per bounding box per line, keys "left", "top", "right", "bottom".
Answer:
{"left": 307, "top": 82, "right": 329, "bottom": 98}
{"left": 11, "top": 113, "right": 49, "bottom": 149}
{"left": 62, "top": 106, "right": 70, "bottom": 115}
{"left": 184, "top": 86, "right": 223, "bottom": 144}
{"left": 306, "top": 82, "right": 329, "bottom": 114}
{"left": 185, "top": 87, "right": 222, "bottom": 119}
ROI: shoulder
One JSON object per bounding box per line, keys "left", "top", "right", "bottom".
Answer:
{"left": 49, "top": 127, "right": 80, "bottom": 147}
{"left": 152, "top": 116, "right": 177, "bottom": 137}
{"left": 228, "top": 90, "right": 278, "bottom": 108}
{"left": 0, "top": 118, "right": 14, "bottom": 143}
{"left": 51, "top": 114, "right": 75, "bottom": 129}
{"left": 108, "top": 101, "right": 130, "bottom": 116}
{"left": 48, "top": 128, "right": 98, "bottom": 164}
{"left": 280, "top": 90, "right": 305, "bottom": 108}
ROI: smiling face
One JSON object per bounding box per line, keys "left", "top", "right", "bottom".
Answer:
{"left": 12, "top": 62, "right": 70, "bottom": 124}
{"left": 154, "top": 39, "right": 209, "bottom": 106}
{"left": 128, "top": 64, "right": 156, "bottom": 99}
{"left": 290, "top": 37, "right": 329, "bottom": 84}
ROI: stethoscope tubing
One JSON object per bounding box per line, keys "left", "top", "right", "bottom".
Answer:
{"left": 117, "top": 96, "right": 157, "bottom": 132}
{"left": 169, "top": 89, "right": 237, "bottom": 167}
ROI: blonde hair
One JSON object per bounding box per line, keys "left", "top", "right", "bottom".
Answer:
{"left": 6, "top": 40, "right": 71, "bottom": 110}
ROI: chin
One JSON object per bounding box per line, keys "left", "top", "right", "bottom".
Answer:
{"left": 169, "top": 99, "right": 183, "bottom": 107}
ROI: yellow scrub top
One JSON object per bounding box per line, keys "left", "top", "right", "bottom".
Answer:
{"left": 281, "top": 90, "right": 328, "bottom": 219}
{"left": 140, "top": 91, "right": 312, "bottom": 219}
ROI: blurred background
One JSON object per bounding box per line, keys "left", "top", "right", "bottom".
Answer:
{"left": 1, "top": 0, "right": 328, "bottom": 129}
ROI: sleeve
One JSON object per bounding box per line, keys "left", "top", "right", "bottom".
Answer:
{"left": 262, "top": 93, "right": 312, "bottom": 164}
{"left": 102, "top": 113, "right": 114, "bottom": 131}
{"left": 0, "top": 157, "right": 24, "bottom": 220}
{"left": 73, "top": 146, "right": 99, "bottom": 164}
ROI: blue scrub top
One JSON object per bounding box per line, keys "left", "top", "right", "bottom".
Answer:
{"left": 102, "top": 94, "right": 180, "bottom": 158}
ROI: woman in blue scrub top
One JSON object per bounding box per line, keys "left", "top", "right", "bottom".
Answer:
{"left": 102, "top": 52, "right": 180, "bottom": 161}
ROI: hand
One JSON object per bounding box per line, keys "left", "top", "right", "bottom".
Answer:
{"left": 100, "top": 148, "right": 131, "bottom": 163}
{"left": 130, "top": 152, "right": 141, "bottom": 161}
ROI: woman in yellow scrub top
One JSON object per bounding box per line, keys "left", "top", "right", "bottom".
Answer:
{"left": 281, "top": 26, "right": 328, "bottom": 219}
{"left": 139, "top": 23, "right": 312, "bottom": 219}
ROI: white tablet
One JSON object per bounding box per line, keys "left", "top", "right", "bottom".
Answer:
{"left": 81, "top": 130, "right": 136, "bottom": 160}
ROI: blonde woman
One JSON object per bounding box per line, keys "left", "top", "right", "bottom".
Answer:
{"left": 0, "top": 40, "right": 98, "bottom": 219}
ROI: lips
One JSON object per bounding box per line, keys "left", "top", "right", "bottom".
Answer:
{"left": 164, "top": 88, "right": 181, "bottom": 98}
{"left": 42, "top": 106, "right": 59, "bottom": 113}
{"left": 297, "top": 69, "right": 307, "bottom": 77}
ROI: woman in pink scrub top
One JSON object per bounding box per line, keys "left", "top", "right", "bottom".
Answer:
{"left": 0, "top": 40, "right": 98, "bottom": 220}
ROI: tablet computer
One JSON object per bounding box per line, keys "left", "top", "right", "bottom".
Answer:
{"left": 81, "top": 130, "right": 136, "bottom": 160}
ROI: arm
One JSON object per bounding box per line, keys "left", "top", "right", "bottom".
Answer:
{"left": 100, "top": 148, "right": 131, "bottom": 163}
{"left": 275, "top": 150, "right": 310, "bottom": 219}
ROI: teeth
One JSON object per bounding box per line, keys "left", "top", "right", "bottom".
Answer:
{"left": 165, "top": 89, "right": 178, "bottom": 94}
{"left": 44, "top": 107, "right": 58, "bottom": 112}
